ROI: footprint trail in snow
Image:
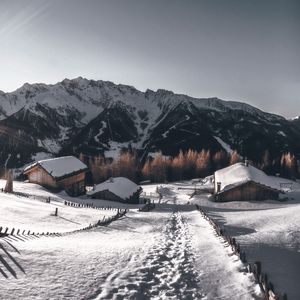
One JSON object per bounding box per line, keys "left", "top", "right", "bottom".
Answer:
{"left": 97, "top": 212, "right": 203, "bottom": 300}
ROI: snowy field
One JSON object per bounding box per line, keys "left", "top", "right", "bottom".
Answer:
{"left": 0, "top": 179, "right": 299, "bottom": 299}
{"left": 144, "top": 180, "right": 300, "bottom": 300}
{"left": 0, "top": 180, "right": 115, "bottom": 233}
{"left": 192, "top": 196, "right": 300, "bottom": 300}
{"left": 0, "top": 206, "right": 261, "bottom": 300}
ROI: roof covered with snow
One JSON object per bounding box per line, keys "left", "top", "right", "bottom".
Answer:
{"left": 24, "top": 156, "right": 88, "bottom": 179}
{"left": 214, "top": 163, "right": 285, "bottom": 193}
{"left": 87, "top": 177, "right": 141, "bottom": 200}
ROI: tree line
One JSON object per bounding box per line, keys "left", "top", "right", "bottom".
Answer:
{"left": 80, "top": 149, "right": 299, "bottom": 184}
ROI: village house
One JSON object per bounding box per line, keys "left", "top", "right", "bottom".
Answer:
{"left": 23, "top": 156, "right": 88, "bottom": 196}
{"left": 214, "top": 162, "right": 282, "bottom": 202}
{"left": 87, "top": 177, "right": 142, "bottom": 204}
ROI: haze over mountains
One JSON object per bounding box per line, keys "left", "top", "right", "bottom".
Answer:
{"left": 0, "top": 77, "right": 299, "bottom": 170}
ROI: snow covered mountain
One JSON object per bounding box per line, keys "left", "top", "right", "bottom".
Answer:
{"left": 0, "top": 77, "right": 299, "bottom": 169}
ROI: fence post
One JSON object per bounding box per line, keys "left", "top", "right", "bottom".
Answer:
{"left": 253, "top": 261, "right": 261, "bottom": 281}
{"left": 55, "top": 208, "right": 58, "bottom": 216}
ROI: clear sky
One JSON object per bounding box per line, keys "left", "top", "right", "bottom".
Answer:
{"left": 0, "top": 0, "right": 299, "bottom": 117}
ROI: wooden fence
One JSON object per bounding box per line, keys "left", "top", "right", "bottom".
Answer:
{"left": 0, "top": 209, "right": 128, "bottom": 240}
{"left": 1, "top": 189, "right": 53, "bottom": 203}
{"left": 195, "top": 205, "right": 288, "bottom": 300}
{"left": 63, "top": 200, "right": 123, "bottom": 212}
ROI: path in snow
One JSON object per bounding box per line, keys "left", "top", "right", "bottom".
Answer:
{"left": 97, "top": 212, "right": 203, "bottom": 300}
{"left": 0, "top": 208, "right": 260, "bottom": 300}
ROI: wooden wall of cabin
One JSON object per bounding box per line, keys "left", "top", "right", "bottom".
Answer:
{"left": 90, "top": 189, "right": 141, "bottom": 204}
{"left": 58, "top": 172, "right": 85, "bottom": 187}
{"left": 91, "top": 190, "right": 123, "bottom": 202}
{"left": 217, "top": 182, "right": 279, "bottom": 202}
{"left": 26, "top": 168, "right": 86, "bottom": 196}
{"left": 27, "top": 167, "right": 58, "bottom": 189}
{"left": 58, "top": 172, "right": 86, "bottom": 196}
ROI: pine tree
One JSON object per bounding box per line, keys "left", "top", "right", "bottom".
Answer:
{"left": 195, "top": 150, "right": 211, "bottom": 177}
{"left": 184, "top": 149, "right": 197, "bottom": 178}
{"left": 171, "top": 150, "right": 185, "bottom": 180}
{"left": 229, "top": 150, "right": 239, "bottom": 165}
{"left": 262, "top": 150, "right": 272, "bottom": 174}
{"left": 213, "top": 150, "right": 228, "bottom": 170}
{"left": 151, "top": 152, "right": 167, "bottom": 182}
{"left": 142, "top": 158, "right": 152, "bottom": 180}
{"left": 280, "top": 152, "right": 298, "bottom": 178}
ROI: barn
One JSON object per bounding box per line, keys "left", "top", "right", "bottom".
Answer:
{"left": 214, "top": 162, "right": 282, "bottom": 202}
{"left": 23, "top": 156, "right": 88, "bottom": 196}
{"left": 87, "top": 177, "right": 142, "bottom": 204}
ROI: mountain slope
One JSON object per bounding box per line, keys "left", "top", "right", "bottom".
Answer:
{"left": 0, "top": 77, "right": 299, "bottom": 170}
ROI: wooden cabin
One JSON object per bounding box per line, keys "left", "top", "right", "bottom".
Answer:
{"left": 87, "top": 177, "right": 142, "bottom": 204}
{"left": 23, "top": 156, "right": 88, "bottom": 196}
{"left": 214, "top": 162, "right": 282, "bottom": 202}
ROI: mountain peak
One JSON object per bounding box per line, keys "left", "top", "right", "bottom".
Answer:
{"left": 0, "top": 77, "right": 299, "bottom": 169}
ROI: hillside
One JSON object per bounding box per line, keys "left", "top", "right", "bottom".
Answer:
{"left": 0, "top": 77, "right": 299, "bottom": 170}
{"left": 0, "top": 180, "right": 262, "bottom": 300}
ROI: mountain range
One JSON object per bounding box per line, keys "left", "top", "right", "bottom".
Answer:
{"left": 0, "top": 77, "right": 299, "bottom": 171}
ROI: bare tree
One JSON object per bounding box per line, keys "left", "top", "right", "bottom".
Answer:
{"left": 4, "top": 169, "right": 13, "bottom": 193}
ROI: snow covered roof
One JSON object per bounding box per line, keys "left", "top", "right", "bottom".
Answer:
{"left": 87, "top": 177, "right": 141, "bottom": 200}
{"left": 24, "top": 156, "right": 88, "bottom": 179}
{"left": 214, "top": 163, "right": 283, "bottom": 193}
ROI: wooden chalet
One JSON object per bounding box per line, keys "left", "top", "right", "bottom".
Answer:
{"left": 23, "top": 156, "right": 88, "bottom": 196}
{"left": 87, "top": 177, "right": 142, "bottom": 204}
{"left": 214, "top": 162, "right": 282, "bottom": 202}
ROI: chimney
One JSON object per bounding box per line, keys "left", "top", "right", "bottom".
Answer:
{"left": 109, "top": 177, "right": 114, "bottom": 183}
{"left": 245, "top": 158, "right": 249, "bottom": 167}
{"left": 217, "top": 182, "right": 221, "bottom": 193}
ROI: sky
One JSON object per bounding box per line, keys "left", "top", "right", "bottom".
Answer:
{"left": 0, "top": 0, "right": 299, "bottom": 118}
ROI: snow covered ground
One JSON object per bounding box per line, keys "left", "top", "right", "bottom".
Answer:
{"left": 188, "top": 189, "right": 300, "bottom": 300}
{"left": 0, "top": 207, "right": 261, "bottom": 300}
{"left": 0, "top": 180, "right": 115, "bottom": 233}
{"left": 0, "top": 180, "right": 263, "bottom": 299}
{"left": 143, "top": 180, "right": 300, "bottom": 300}
{"left": 1, "top": 178, "right": 298, "bottom": 299}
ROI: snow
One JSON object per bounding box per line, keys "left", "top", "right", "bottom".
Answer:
{"left": 0, "top": 78, "right": 283, "bottom": 128}
{"left": 37, "top": 138, "right": 62, "bottom": 153}
{"left": 192, "top": 194, "right": 300, "bottom": 300}
{"left": 214, "top": 136, "right": 235, "bottom": 154}
{"left": 278, "top": 130, "right": 287, "bottom": 137}
{"left": 24, "top": 156, "right": 88, "bottom": 179}
{"left": 214, "top": 162, "right": 298, "bottom": 193}
{"left": 0, "top": 204, "right": 261, "bottom": 300}
{"left": 88, "top": 177, "right": 141, "bottom": 200}
{"left": 0, "top": 192, "right": 113, "bottom": 233}
{"left": 31, "top": 152, "right": 52, "bottom": 162}
{"left": 1, "top": 178, "right": 299, "bottom": 299}
{"left": 104, "top": 141, "right": 130, "bottom": 159}
{"left": 94, "top": 121, "right": 107, "bottom": 143}
{"left": 147, "top": 152, "right": 171, "bottom": 159}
